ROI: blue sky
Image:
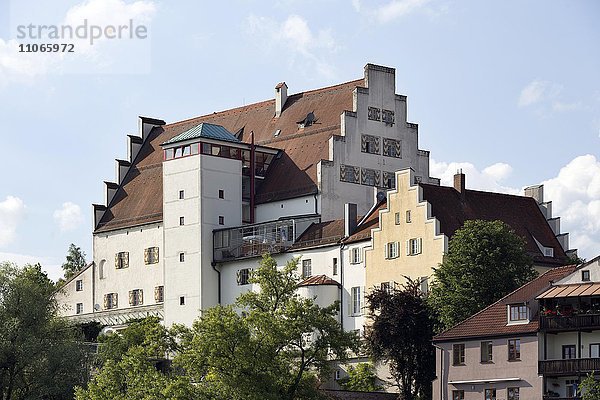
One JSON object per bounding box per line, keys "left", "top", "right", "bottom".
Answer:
{"left": 0, "top": 0, "right": 599, "bottom": 280}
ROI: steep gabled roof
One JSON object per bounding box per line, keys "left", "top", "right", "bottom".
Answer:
{"left": 433, "top": 264, "right": 577, "bottom": 342}
{"left": 95, "top": 79, "right": 362, "bottom": 233}
{"left": 299, "top": 275, "right": 340, "bottom": 287}
{"left": 420, "top": 183, "right": 568, "bottom": 266}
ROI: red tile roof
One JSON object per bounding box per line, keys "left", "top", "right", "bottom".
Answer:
{"left": 95, "top": 79, "right": 362, "bottom": 232}
{"left": 344, "top": 200, "right": 386, "bottom": 244}
{"left": 433, "top": 264, "right": 578, "bottom": 342}
{"left": 420, "top": 183, "right": 568, "bottom": 266}
{"left": 299, "top": 275, "right": 340, "bottom": 287}
{"left": 292, "top": 220, "right": 346, "bottom": 249}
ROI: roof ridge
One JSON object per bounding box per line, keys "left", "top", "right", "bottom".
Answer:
{"left": 433, "top": 264, "right": 577, "bottom": 340}
{"left": 163, "top": 78, "right": 363, "bottom": 129}
{"left": 420, "top": 182, "right": 530, "bottom": 200}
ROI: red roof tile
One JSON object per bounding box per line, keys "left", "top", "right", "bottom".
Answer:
{"left": 420, "top": 184, "right": 568, "bottom": 266}
{"left": 95, "top": 79, "right": 362, "bottom": 232}
{"left": 433, "top": 265, "right": 578, "bottom": 341}
{"left": 292, "top": 220, "right": 346, "bottom": 249}
{"left": 299, "top": 275, "right": 340, "bottom": 286}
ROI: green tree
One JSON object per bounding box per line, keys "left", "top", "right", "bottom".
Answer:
{"left": 0, "top": 262, "right": 88, "bottom": 400}
{"left": 178, "top": 254, "right": 359, "bottom": 400}
{"left": 365, "top": 278, "right": 435, "bottom": 400}
{"left": 338, "top": 363, "right": 382, "bottom": 392}
{"left": 579, "top": 373, "right": 600, "bottom": 400}
{"left": 62, "top": 243, "right": 87, "bottom": 281}
{"left": 428, "top": 219, "right": 537, "bottom": 331}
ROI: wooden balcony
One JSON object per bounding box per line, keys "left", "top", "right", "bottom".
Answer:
{"left": 539, "top": 358, "right": 600, "bottom": 376}
{"left": 540, "top": 313, "right": 600, "bottom": 332}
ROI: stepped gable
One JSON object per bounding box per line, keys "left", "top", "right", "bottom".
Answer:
{"left": 420, "top": 183, "right": 568, "bottom": 266}
{"left": 433, "top": 264, "right": 578, "bottom": 341}
{"left": 95, "top": 79, "right": 361, "bottom": 233}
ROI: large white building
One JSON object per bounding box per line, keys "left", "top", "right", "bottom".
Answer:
{"left": 56, "top": 63, "right": 439, "bottom": 327}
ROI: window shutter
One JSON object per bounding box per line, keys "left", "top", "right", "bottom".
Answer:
{"left": 360, "top": 286, "right": 365, "bottom": 314}
{"left": 418, "top": 238, "right": 422, "bottom": 254}
{"left": 384, "top": 243, "right": 389, "bottom": 259}
{"left": 347, "top": 291, "right": 352, "bottom": 316}
{"left": 236, "top": 270, "right": 241, "bottom": 285}
{"left": 129, "top": 290, "right": 134, "bottom": 306}
{"left": 394, "top": 242, "right": 399, "bottom": 258}
{"left": 153, "top": 247, "right": 159, "bottom": 263}
{"left": 103, "top": 294, "right": 108, "bottom": 309}
{"left": 115, "top": 253, "right": 119, "bottom": 268}
{"left": 124, "top": 253, "right": 129, "bottom": 268}
{"left": 154, "top": 286, "right": 160, "bottom": 302}
{"left": 406, "top": 240, "right": 410, "bottom": 256}
{"left": 144, "top": 248, "right": 149, "bottom": 264}
{"left": 139, "top": 289, "right": 143, "bottom": 305}
{"left": 114, "top": 293, "right": 118, "bottom": 307}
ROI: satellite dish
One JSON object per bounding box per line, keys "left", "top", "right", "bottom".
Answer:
{"left": 94, "top": 304, "right": 101, "bottom": 311}
{"left": 376, "top": 191, "right": 386, "bottom": 202}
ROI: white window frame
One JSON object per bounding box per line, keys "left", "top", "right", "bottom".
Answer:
{"left": 385, "top": 242, "right": 399, "bottom": 259}
{"left": 302, "top": 259, "right": 312, "bottom": 279}
{"left": 350, "top": 247, "right": 362, "bottom": 264}
{"left": 75, "top": 280, "right": 83, "bottom": 291}
{"left": 407, "top": 238, "right": 422, "bottom": 256}
{"left": 350, "top": 286, "right": 365, "bottom": 316}
{"left": 76, "top": 303, "right": 83, "bottom": 314}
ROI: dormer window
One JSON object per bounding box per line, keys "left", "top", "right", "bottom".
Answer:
{"left": 509, "top": 304, "right": 528, "bottom": 323}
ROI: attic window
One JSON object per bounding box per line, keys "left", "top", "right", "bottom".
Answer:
{"left": 297, "top": 112, "right": 315, "bottom": 129}
{"left": 274, "top": 129, "right": 281, "bottom": 137}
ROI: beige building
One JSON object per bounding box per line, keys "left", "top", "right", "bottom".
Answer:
{"left": 364, "top": 168, "right": 572, "bottom": 291}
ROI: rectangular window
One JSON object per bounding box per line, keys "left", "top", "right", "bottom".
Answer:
{"left": 144, "top": 247, "right": 159, "bottom": 265}
{"left": 484, "top": 389, "right": 496, "bottom": 400}
{"left": 582, "top": 270, "right": 591, "bottom": 281}
{"left": 407, "top": 238, "right": 422, "bottom": 255}
{"left": 452, "top": 390, "right": 464, "bottom": 400}
{"left": 75, "top": 280, "right": 83, "bottom": 291}
{"left": 154, "top": 286, "right": 164, "bottom": 303}
{"left": 361, "top": 134, "right": 380, "bottom": 154}
{"left": 590, "top": 343, "right": 600, "bottom": 358}
{"left": 218, "top": 216, "right": 224, "bottom": 225}
{"left": 509, "top": 304, "right": 528, "bottom": 321}
{"left": 340, "top": 164, "right": 360, "bottom": 184}
{"left": 395, "top": 212, "right": 400, "bottom": 225}
{"left": 507, "top": 387, "right": 519, "bottom": 400}
{"left": 237, "top": 268, "right": 251, "bottom": 286}
{"left": 381, "top": 281, "right": 391, "bottom": 293}
{"left": 333, "top": 258, "right": 338, "bottom": 276}
{"left": 562, "top": 344, "right": 576, "bottom": 359}
{"left": 76, "top": 303, "right": 83, "bottom": 314}
{"left": 179, "top": 252, "right": 185, "bottom": 262}
{"left": 481, "top": 341, "right": 493, "bottom": 363}
{"left": 385, "top": 242, "right": 399, "bottom": 259}
{"left": 104, "top": 293, "right": 118, "bottom": 309}
{"left": 383, "top": 171, "right": 396, "bottom": 189}
{"left": 566, "top": 380, "right": 578, "bottom": 398}
{"left": 350, "top": 247, "right": 362, "bottom": 264}
{"left": 382, "top": 137, "right": 401, "bottom": 158}
{"left": 351, "top": 287, "right": 363, "bottom": 316}
{"left": 508, "top": 339, "right": 521, "bottom": 361}
{"left": 179, "top": 190, "right": 184, "bottom": 199}
{"left": 179, "top": 296, "right": 185, "bottom": 305}
{"left": 453, "top": 343, "right": 465, "bottom": 365}
{"left": 218, "top": 189, "right": 224, "bottom": 199}
{"left": 179, "top": 216, "right": 185, "bottom": 226}
{"left": 302, "top": 259, "right": 312, "bottom": 279}
{"left": 406, "top": 210, "right": 412, "bottom": 223}
{"left": 129, "top": 289, "right": 143, "bottom": 306}
{"left": 214, "top": 230, "right": 230, "bottom": 249}
{"left": 361, "top": 168, "right": 380, "bottom": 186}
{"left": 115, "top": 252, "right": 129, "bottom": 269}
{"left": 420, "top": 277, "right": 429, "bottom": 294}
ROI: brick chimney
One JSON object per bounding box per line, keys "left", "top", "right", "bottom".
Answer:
{"left": 344, "top": 203, "right": 357, "bottom": 237}
{"left": 275, "top": 82, "right": 288, "bottom": 118}
{"left": 454, "top": 169, "right": 465, "bottom": 195}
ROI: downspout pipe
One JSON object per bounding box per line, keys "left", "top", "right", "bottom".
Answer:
{"left": 211, "top": 262, "right": 221, "bottom": 304}
{"left": 339, "top": 242, "right": 346, "bottom": 331}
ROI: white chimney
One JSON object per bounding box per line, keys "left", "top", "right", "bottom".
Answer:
{"left": 275, "top": 82, "right": 288, "bottom": 118}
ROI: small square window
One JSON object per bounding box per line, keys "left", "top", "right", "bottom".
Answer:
{"left": 219, "top": 216, "right": 224, "bottom": 225}
{"left": 179, "top": 190, "right": 184, "bottom": 199}
{"left": 507, "top": 387, "right": 519, "bottom": 400}
{"left": 452, "top": 390, "right": 464, "bottom": 400}
{"left": 179, "top": 216, "right": 185, "bottom": 226}
{"left": 237, "top": 268, "right": 251, "bottom": 285}
{"left": 75, "top": 280, "right": 83, "bottom": 291}
{"left": 218, "top": 189, "right": 224, "bottom": 199}
{"left": 582, "top": 270, "right": 591, "bottom": 282}
{"left": 180, "top": 296, "right": 185, "bottom": 305}
{"left": 179, "top": 253, "right": 185, "bottom": 262}
{"left": 144, "top": 247, "right": 159, "bottom": 265}
{"left": 76, "top": 303, "right": 83, "bottom": 314}
{"left": 115, "top": 252, "right": 129, "bottom": 269}
{"left": 485, "top": 389, "right": 497, "bottom": 400}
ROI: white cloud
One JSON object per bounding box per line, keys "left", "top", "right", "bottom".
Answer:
{"left": 53, "top": 202, "right": 84, "bottom": 232}
{"left": 430, "top": 159, "right": 519, "bottom": 195}
{"left": 0, "top": 251, "right": 62, "bottom": 282}
{"left": 0, "top": 196, "right": 26, "bottom": 247}
{"left": 0, "top": 0, "right": 156, "bottom": 85}
{"left": 431, "top": 155, "right": 600, "bottom": 260}
{"left": 244, "top": 14, "right": 339, "bottom": 79}
{"left": 352, "top": 0, "right": 361, "bottom": 12}
{"left": 373, "top": 0, "right": 430, "bottom": 23}
{"left": 518, "top": 79, "right": 581, "bottom": 114}
{"left": 542, "top": 154, "right": 600, "bottom": 258}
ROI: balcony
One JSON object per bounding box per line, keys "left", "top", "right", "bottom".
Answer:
{"left": 540, "top": 313, "right": 600, "bottom": 332}
{"left": 213, "top": 216, "right": 320, "bottom": 262}
{"left": 539, "top": 358, "right": 600, "bottom": 376}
